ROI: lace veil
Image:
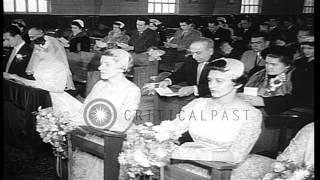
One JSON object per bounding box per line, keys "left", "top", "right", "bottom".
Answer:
{"left": 26, "top": 35, "right": 75, "bottom": 90}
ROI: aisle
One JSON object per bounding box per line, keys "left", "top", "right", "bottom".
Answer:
{"left": 4, "top": 145, "right": 59, "bottom": 180}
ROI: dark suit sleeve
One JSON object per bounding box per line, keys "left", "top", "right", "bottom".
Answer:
{"left": 197, "top": 66, "right": 211, "bottom": 97}
{"left": 197, "top": 83, "right": 210, "bottom": 97}
{"left": 11, "top": 45, "right": 34, "bottom": 79}
{"left": 168, "top": 61, "right": 188, "bottom": 85}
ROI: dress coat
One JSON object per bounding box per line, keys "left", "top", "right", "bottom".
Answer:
{"left": 7, "top": 43, "right": 33, "bottom": 79}
{"left": 168, "top": 55, "right": 215, "bottom": 97}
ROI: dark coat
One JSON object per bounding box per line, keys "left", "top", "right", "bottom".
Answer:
{"left": 263, "top": 57, "right": 314, "bottom": 114}
{"left": 168, "top": 55, "right": 215, "bottom": 97}
{"left": 7, "top": 43, "right": 34, "bottom": 79}
{"left": 69, "top": 31, "right": 91, "bottom": 52}
{"left": 128, "top": 29, "right": 159, "bottom": 53}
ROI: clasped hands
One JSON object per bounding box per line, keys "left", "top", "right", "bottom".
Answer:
{"left": 164, "top": 42, "right": 178, "bottom": 49}
{"left": 116, "top": 42, "right": 134, "bottom": 51}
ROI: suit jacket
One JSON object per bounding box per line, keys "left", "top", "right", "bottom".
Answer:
{"left": 202, "top": 27, "right": 232, "bottom": 45}
{"left": 128, "top": 29, "right": 159, "bottom": 53}
{"left": 168, "top": 55, "right": 214, "bottom": 97}
{"left": 171, "top": 29, "right": 202, "bottom": 51}
{"left": 7, "top": 43, "right": 33, "bottom": 79}
{"left": 284, "top": 25, "right": 298, "bottom": 43}
{"left": 240, "top": 50, "right": 265, "bottom": 75}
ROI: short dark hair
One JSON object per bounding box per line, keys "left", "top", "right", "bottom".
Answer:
{"left": 180, "top": 18, "right": 193, "bottom": 25}
{"left": 251, "top": 31, "right": 269, "bottom": 41}
{"left": 137, "top": 17, "right": 150, "bottom": 24}
{"left": 261, "top": 46, "right": 293, "bottom": 66}
{"left": 3, "top": 25, "right": 21, "bottom": 36}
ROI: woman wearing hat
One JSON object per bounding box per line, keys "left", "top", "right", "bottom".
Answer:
{"left": 148, "top": 58, "right": 262, "bottom": 180}
{"left": 68, "top": 19, "right": 91, "bottom": 52}
{"left": 95, "top": 21, "right": 130, "bottom": 50}
{"left": 238, "top": 36, "right": 314, "bottom": 114}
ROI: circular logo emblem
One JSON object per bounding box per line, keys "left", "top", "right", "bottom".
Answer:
{"left": 83, "top": 98, "right": 117, "bottom": 129}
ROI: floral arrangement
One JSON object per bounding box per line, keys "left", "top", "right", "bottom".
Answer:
{"left": 118, "top": 121, "right": 180, "bottom": 179}
{"left": 15, "top": 54, "right": 27, "bottom": 61}
{"left": 268, "top": 73, "right": 286, "bottom": 92}
{"left": 34, "top": 106, "right": 77, "bottom": 158}
{"left": 263, "top": 160, "right": 314, "bottom": 180}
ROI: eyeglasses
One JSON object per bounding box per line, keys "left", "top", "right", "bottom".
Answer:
{"left": 186, "top": 50, "right": 203, "bottom": 56}
{"left": 250, "top": 41, "right": 263, "bottom": 45}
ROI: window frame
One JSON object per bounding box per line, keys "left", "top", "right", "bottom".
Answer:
{"left": 4, "top": 0, "right": 50, "bottom": 14}
{"left": 240, "top": 0, "right": 262, "bottom": 14}
{"left": 147, "top": 0, "right": 177, "bottom": 14}
{"left": 302, "top": 0, "right": 314, "bottom": 14}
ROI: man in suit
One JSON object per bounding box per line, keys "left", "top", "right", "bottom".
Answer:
{"left": 159, "top": 37, "right": 215, "bottom": 97}
{"left": 118, "top": 17, "right": 158, "bottom": 66}
{"left": 202, "top": 19, "right": 232, "bottom": 47}
{"left": 240, "top": 31, "right": 270, "bottom": 77}
{"left": 3, "top": 25, "right": 33, "bottom": 79}
{"left": 165, "top": 18, "right": 202, "bottom": 52}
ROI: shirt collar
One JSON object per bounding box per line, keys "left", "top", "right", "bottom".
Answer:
{"left": 14, "top": 41, "right": 25, "bottom": 52}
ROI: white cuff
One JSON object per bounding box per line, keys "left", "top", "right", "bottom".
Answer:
{"left": 193, "top": 85, "right": 199, "bottom": 96}
{"left": 164, "top": 78, "right": 172, "bottom": 86}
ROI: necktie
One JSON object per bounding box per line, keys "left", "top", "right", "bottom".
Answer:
{"left": 5, "top": 48, "right": 18, "bottom": 73}
{"left": 181, "top": 31, "right": 186, "bottom": 39}
{"left": 197, "top": 62, "right": 205, "bottom": 84}
{"left": 255, "top": 52, "right": 262, "bottom": 66}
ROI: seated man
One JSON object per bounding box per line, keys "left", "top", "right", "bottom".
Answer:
{"left": 3, "top": 25, "right": 33, "bottom": 79}
{"left": 118, "top": 17, "right": 159, "bottom": 66}
{"left": 240, "top": 31, "right": 270, "bottom": 77}
{"left": 158, "top": 37, "right": 215, "bottom": 97}
{"left": 161, "top": 19, "right": 202, "bottom": 65}
{"left": 165, "top": 18, "right": 202, "bottom": 52}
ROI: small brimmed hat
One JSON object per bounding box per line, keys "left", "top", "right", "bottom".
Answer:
{"left": 72, "top": 19, "right": 84, "bottom": 28}
{"left": 208, "top": 58, "right": 244, "bottom": 79}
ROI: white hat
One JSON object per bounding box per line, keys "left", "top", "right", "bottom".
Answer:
{"left": 216, "top": 17, "right": 227, "bottom": 23}
{"left": 209, "top": 58, "right": 244, "bottom": 79}
{"left": 72, "top": 19, "right": 84, "bottom": 28}
{"left": 149, "top": 19, "right": 162, "bottom": 26}
{"left": 114, "top": 21, "right": 125, "bottom": 28}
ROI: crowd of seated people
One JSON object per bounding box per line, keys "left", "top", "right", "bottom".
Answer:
{"left": 3, "top": 14, "right": 314, "bottom": 180}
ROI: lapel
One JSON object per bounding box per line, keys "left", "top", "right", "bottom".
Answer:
{"left": 198, "top": 57, "right": 214, "bottom": 83}
{"left": 8, "top": 44, "right": 27, "bottom": 71}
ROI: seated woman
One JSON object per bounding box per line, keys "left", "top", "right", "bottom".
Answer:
{"left": 153, "top": 58, "right": 262, "bottom": 178}
{"left": 68, "top": 19, "right": 91, "bottom": 52}
{"left": 7, "top": 35, "right": 80, "bottom": 113}
{"left": 238, "top": 37, "right": 313, "bottom": 115}
{"left": 231, "top": 122, "right": 314, "bottom": 179}
{"left": 94, "top": 21, "right": 130, "bottom": 51}
{"left": 212, "top": 40, "right": 244, "bottom": 60}
{"left": 70, "top": 49, "right": 141, "bottom": 180}
{"left": 244, "top": 46, "right": 295, "bottom": 97}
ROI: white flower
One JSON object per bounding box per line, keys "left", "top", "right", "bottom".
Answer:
{"left": 15, "top": 54, "right": 26, "bottom": 60}
{"left": 262, "top": 173, "right": 274, "bottom": 180}
{"left": 290, "top": 169, "right": 310, "bottom": 180}
{"left": 273, "top": 162, "right": 286, "bottom": 172}
{"left": 133, "top": 150, "right": 151, "bottom": 167}
{"left": 144, "top": 169, "right": 154, "bottom": 176}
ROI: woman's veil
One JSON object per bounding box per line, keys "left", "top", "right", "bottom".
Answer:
{"left": 26, "top": 35, "right": 75, "bottom": 90}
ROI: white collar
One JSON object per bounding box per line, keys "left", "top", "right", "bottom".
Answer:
{"left": 14, "top": 41, "right": 25, "bottom": 52}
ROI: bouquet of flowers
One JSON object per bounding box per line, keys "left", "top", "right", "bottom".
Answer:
{"left": 34, "top": 106, "right": 77, "bottom": 158}
{"left": 118, "top": 121, "right": 180, "bottom": 179}
{"left": 263, "top": 160, "right": 314, "bottom": 180}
